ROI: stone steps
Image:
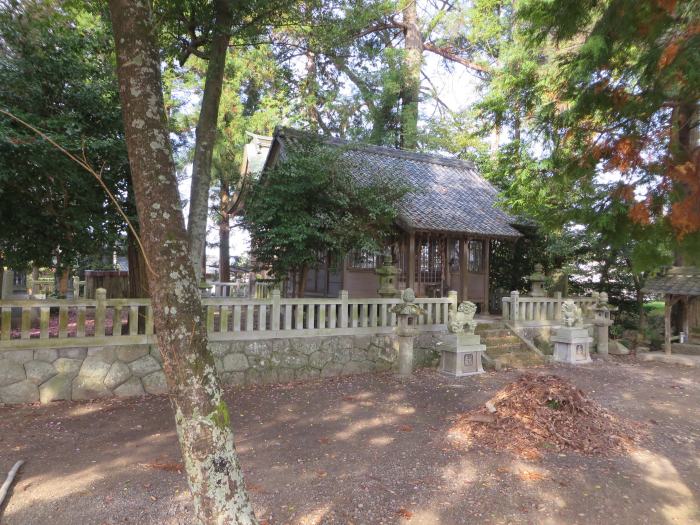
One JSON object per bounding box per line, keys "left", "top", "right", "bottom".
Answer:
{"left": 475, "top": 323, "right": 507, "bottom": 334}
{"left": 493, "top": 351, "right": 545, "bottom": 369}
{"left": 481, "top": 335, "right": 522, "bottom": 347}
{"left": 487, "top": 343, "right": 526, "bottom": 357}
{"left": 479, "top": 325, "right": 546, "bottom": 370}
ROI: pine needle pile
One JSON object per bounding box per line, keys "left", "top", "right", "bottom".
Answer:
{"left": 452, "top": 374, "right": 643, "bottom": 458}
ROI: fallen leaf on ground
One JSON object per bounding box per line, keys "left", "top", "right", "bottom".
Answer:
{"left": 397, "top": 508, "right": 413, "bottom": 519}
{"left": 398, "top": 425, "right": 413, "bottom": 432}
{"left": 140, "top": 462, "right": 184, "bottom": 473}
{"left": 451, "top": 374, "right": 643, "bottom": 458}
{"left": 518, "top": 470, "right": 547, "bottom": 481}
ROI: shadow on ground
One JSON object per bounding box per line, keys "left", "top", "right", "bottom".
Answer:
{"left": 1, "top": 358, "right": 699, "bottom": 524}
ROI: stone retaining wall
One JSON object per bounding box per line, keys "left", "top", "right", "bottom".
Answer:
{"left": 0, "top": 332, "right": 444, "bottom": 405}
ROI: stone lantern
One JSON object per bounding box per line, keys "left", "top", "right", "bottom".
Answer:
{"left": 391, "top": 288, "right": 424, "bottom": 376}
{"left": 527, "top": 263, "right": 547, "bottom": 297}
{"left": 376, "top": 249, "right": 401, "bottom": 298}
{"left": 593, "top": 292, "right": 617, "bottom": 356}
{"left": 440, "top": 300, "right": 485, "bottom": 376}
{"left": 552, "top": 300, "right": 592, "bottom": 364}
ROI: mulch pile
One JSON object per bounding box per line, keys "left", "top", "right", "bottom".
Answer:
{"left": 451, "top": 373, "right": 644, "bottom": 458}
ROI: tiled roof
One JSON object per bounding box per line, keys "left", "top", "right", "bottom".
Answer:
{"left": 644, "top": 267, "right": 700, "bottom": 296}
{"left": 274, "top": 128, "right": 523, "bottom": 238}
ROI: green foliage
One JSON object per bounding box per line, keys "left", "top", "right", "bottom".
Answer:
{"left": 0, "top": 0, "right": 129, "bottom": 270}
{"left": 242, "top": 138, "right": 411, "bottom": 279}
{"left": 211, "top": 45, "right": 294, "bottom": 195}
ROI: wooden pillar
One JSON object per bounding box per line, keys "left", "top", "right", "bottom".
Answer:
{"left": 664, "top": 294, "right": 672, "bottom": 354}
{"left": 682, "top": 296, "right": 690, "bottom": 341}
{"left": 441, "top": 236, "right": 448, "bottom": 297}
{"left": 408, "top": 231, "right": 416, "bottom": 290}
{"left": 483, "top": 238, "right": 490, "bottom": 314}
{"left": 459, "top": 238, "right": 468, "bottom": 302}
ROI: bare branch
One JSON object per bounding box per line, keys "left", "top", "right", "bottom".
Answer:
{"left": 423, "top": 41, "right": 491, "bottom": 75}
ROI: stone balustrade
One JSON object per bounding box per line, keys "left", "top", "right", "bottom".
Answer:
{"left": 501, "top": 291, "right": 599, "bottom": 325}
{"left": 0, "top": 289, "right": 455, "bottom": 405}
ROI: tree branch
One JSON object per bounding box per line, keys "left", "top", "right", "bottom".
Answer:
{"left": 423, "top": 41, "right": 491, "bottom": 75}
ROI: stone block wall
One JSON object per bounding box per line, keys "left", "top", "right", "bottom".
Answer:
{"left": 0, "top": 345, "right": 167, "bottom": 404}
{"left": 0, "top": 332, "right": 444, "bottom": 405}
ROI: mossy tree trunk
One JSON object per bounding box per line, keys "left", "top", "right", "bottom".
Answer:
{"left": 108, "top": 1, "right": 257, "bottom": 523}
{"left": 219, "top": 178, "right": 231, "bottom": 283}
{"left": 187, "top": 0, "right": 234, "bottom": 282}
{"left": 400, "top": 0, "right": 422, "bottom": 150}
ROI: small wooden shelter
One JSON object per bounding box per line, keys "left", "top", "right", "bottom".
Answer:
{"left": 644, "top": 266, "right": 700, "bottom": 354}
{"left": 238, "top": 128, "right": 525, "bottom": 312}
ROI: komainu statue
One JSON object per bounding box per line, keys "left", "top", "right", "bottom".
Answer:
{"left": 561, "top": 300, "right": 583, "bottom": 328}
{"left": 449, "top": 301, "right": 478, "bottom": 334}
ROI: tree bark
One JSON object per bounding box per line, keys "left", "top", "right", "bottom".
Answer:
{"left": 303, "top": 49, "right": 331, "bottom": 134}
{"left": 108, "top": 2, "right": 257, "bottom": 523}
{"left": 670, "top": 101, "right": 696, "bottom": 266}
{"left": 187, "top": 0, "right": 234, "bottom": 283}
{"left": 219, "top": 178, "right": 231, "bottom": 283}
{"left": 296, "top": 265, "right": 308, "bottom": 298}
{"left": 400, "top": 0, "right": 422, "bottom": 150}
{"left": 128, "top": 228, "right": 150, "bottom": 298}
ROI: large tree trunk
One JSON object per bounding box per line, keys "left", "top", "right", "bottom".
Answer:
{"left": 219, "top": 178, "right": 231, "bottom": 283}
{"left": 296, "top": 265, "right": 308, "bottom": 298}
{"left": 400, "top": 0, "right": 422, "bottom": 150}
{"left": 187, "top": 0, "right": 234, "bottom": 282}
{"left": 128, "top": 228, "right": 150, "bottom": 298}
{"left": 108, "top": 2, "right": 257, "bottom": 523}
{"left": 670, "top": 102, "right": 697, "bottom": 266}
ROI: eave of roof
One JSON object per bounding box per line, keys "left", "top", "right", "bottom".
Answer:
{"left": 274, "top": 128, "right": 522, "bottom": 238}
{"left": 643, "top": 266, "right": 700, "bottom": 296}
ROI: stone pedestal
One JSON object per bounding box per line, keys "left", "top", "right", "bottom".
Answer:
{"left": 551, "top": 327, "right": 593, "bottom": 364}
{"left": 594, "top": 320, "right": 612, "bottom": 355}
{"left": 397, "top": 333, "right": 415, "bottom": 376}
{"left": 440, "top": 333, "right": 485, "bottom": 377}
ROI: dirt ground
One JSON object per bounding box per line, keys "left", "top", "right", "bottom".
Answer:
{"left": 1, "top": 357, "right": 699, "bottom": 525}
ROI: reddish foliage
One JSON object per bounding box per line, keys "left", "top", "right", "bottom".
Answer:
{"left": 656, "top": 0, "right": 677, "bottom": 14}
{"left": 604, "top": 137, "right": 642, "bottom": 173}
{"left": 668, "top": 161, "right": 700, "bottom": 236}
{"left": 658, "top": 41, "right": 681, "bottom": 69}
{"left": 614, "top": 183, "right": 635, "bottom": 202}
{"left": 629, "top": 202, "right": 651, "bottom": 225}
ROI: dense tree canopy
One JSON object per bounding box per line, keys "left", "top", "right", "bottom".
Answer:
{"left": 241, "top": 137, "right": 411, "bottom": 294}
{"left": 0, "top": 0, "right": 129, "bottom": 270}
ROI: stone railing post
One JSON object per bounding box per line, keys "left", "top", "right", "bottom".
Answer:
{"left": 1, "top": 269, "right": 13, "bottom": 299}
{"left": 339, "top": 290, "right": 349, "bottom": 328}
{"left": 510, "top": 290, "right": 519, "bottom": 321}
{"left": 553, "top": 291, "right": 562, "bottom": 320}
{"left": 271, "top": 288, "right": 281, "bottom": 331}
{"left": 95, "top": 287, "right": 107, "bottom": 337}
{"left": 72, "top": 276, "right": 80, "bottom": 299}
{"left": 447, "top": 290, "right": 458, "bottom": 323}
